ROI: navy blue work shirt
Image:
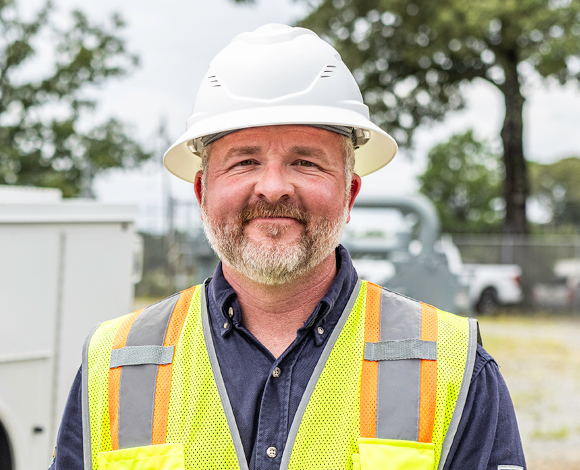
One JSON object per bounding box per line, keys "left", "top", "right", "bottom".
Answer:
{"left": 50, "top": 246, "right": 526, "bottom": 470}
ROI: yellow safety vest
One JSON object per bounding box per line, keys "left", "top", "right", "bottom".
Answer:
{"left": 82, "top": 280, "right": 478, "bottom": 470}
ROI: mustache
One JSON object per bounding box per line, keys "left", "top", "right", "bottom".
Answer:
{"left": 239, "top": 200, "right": 309, "bottom": 225}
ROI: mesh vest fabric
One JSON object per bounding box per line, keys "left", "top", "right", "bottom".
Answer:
{"left": 84, "top": 281, "right": 471, "bottom": 470}
{"left": 433, "top": 309, "right": 471, "bottom": 467}
{"left": 285, "top": 281, "right": 367, "bottom": 469}
{"left": 164, "top": 286, "right": 240, "bottom": 468}
{"left": 86, "top": 314, "right": 131, "bottom": 469}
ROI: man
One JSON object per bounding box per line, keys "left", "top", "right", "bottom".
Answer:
{"left": 51, "top": 24, "right": 526, "bottom": 470}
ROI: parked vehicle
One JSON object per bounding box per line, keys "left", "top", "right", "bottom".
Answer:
{"left": 343, "top": 195, "right": 523, "bottom": 315}
{"left": 342, "top": 195, "right": 470, "bottom": 315}
{"left": 532, "top": 258, "right": 580, "bottom": 310}
{"left": 0, "top": 186, "right": 140, "bottom": 470}
{"left": 462, "top": 263, "right": 523, "bottom": 314}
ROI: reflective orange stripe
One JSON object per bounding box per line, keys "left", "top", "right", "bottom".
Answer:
{"left": 152, "top": 286, "right": 196, "bottom": 445}
{"left": 418, "top": 303, "right": 438, "bottom": 443}
{"left": 360, "top": 282, "right": 381, "bottom": 438}
{"left": 109, "top": 309, "right": 143, "bottom": 450}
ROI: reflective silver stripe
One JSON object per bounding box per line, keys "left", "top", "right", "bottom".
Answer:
{"left": 280, "top": 279, "right": 363, "bottom": 470}
{"left": 376, "top": 289, "right": 422, "bottom": 441}
{"left": 201, "top": 283, "right": 249, "bottom": 470}
{"left": 81, "top": 322, "right": 102, "bottom": 470}
{"left": 365, "top": 339, "right": 436, "bottom": 361}
{"left": 117, "top": 294, "right": 179, "bottom": 449}
{"left": 438, "top": 318, "right": 478, "bottom": 470}
{"left": 125, "top": 294, "right": 180, "bottom": 346}
{"left": 110, "top": 345, "right": 175, "bottom": 368}
{"left": 118, "top": 364, "right": 159, "bottom": 448}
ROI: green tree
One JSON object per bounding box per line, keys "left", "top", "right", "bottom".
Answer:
{"left": 529, "top": 156, "right": 580, "bottom": 231}
{"left": 233, "top": 0, "right": 580, "bottom": 235}
{"left": 419, "top": 130, "right": 503, "bottom": 233}
{"left": 0, "top": 0, "right": 151, "bottom": 197}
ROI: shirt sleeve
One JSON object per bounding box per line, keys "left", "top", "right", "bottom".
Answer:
{"left": 48, "top": 367, "right": 84, "bottom": 470}
{"left": 443, "top": 344, "right": 526, "bottom": 470}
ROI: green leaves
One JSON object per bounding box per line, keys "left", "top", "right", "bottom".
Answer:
{"left": 0, "top": 1, "right": 150, "bottom": 196}
{"left": 419, "top": 130, "right": 504, "bottom": 233}
{"left": 299, "top": 1, "right": 474, "bottom": 146}
{"left": 291, "top": 0, "right": 580, "bottom": 233}
{"left": 299, "top": 0, "right": 580, "bottom": 148}
{"left": 529, "top": 157, "right": 580, "bottom": 230}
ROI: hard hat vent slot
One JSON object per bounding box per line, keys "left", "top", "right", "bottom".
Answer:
{"left": 208, "top": 75, "right": 221, "bottom": 87}
{"left": 321, "top": 65, "right": 336, "bottom": 78}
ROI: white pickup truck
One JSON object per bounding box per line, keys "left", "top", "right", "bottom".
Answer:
{"left": 439, "top": 236, "right": 523, "bottom": 314}
{"left": 461, "top": 263, "right": 523, "bottom": 314}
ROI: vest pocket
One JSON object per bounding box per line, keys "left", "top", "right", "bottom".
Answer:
{"left": 97, "top": 443, "right": 185, "bottom": 470}
{"left": 353, "top": 438, "right": 434, "bottom": 470}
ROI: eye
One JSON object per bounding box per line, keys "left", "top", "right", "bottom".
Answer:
{"left": 237, "top": 160, "right": 255, "bottom": 167}
{"left": 296, "top": 160, "right": 316, "bottom": 167}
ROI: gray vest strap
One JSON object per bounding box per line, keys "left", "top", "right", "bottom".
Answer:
{"left": 369, "top": 288, "right": 425, "bottom": 441}
{"left": 363, "top": 287, "right": 478, "bottom": 470}
{"left": 364, "top": 338, "right": 437, "bottom": 361}
{"left": 110, "top": 345, "right": 175, "bottom": 368}
{"left": 116, "top": 293, "right": 179, "bottom": 449}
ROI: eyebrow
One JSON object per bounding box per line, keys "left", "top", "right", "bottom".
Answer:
{"left": 223, "top": 146, "right": 262, "bottom": 160}
{"left": 289, "top": 146, "right": 331, "bottom": 163}
{"left": 221, "top": 145, "right": 332, "bottom": 164}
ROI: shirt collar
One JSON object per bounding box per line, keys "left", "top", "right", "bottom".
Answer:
{"left": 208, "top": 245, "right": 358, "bottom": 340}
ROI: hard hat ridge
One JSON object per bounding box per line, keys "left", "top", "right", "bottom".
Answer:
{"left": 163, "top": 23, "right": 398, "bottom": 183}
{"left": 231, "top": 23, "right": 316, "bottom": 45}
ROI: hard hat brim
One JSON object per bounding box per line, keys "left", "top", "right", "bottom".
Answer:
{"left": 163, "top": 105, "right": 398, "bottom": 183}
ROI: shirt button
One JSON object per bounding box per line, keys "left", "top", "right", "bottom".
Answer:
{"left": 228, "top": 307, "right": 234, "bottom": 318}
{"left": 272, "top": 367, "right": 281, "bottom": 378}
{"left": 317, "top": 326, "right": 324, "bottom": 335}
{"left": 266, "top": 446, "right": 277, "bottom": 458}
{"left": 224, "top": 322, "right": 229, "bottom": 329}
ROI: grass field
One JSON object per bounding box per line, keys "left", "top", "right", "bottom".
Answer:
{"left": 478, "top": 313, "right": 580, "bottom": 469}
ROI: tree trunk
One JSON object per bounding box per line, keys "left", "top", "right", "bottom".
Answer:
{"left": 500, "top": 62, "right": 529, "bottom": 235}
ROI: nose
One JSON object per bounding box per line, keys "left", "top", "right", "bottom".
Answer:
{"left": 253, "top": 163, "right": 295, "bottom": 203}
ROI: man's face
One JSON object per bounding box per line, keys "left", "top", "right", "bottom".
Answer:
{"left": 194, "top": 125, "right": 361, "bottom": 284}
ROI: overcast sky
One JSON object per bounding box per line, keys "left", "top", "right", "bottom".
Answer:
{"left": 21, "top": 0, "right": 580, "bottom": 232}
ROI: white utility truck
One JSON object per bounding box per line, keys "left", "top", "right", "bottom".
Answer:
{"left": 0, "top": 186, "right": 140, "bottom": 470}
{"left": 343, "top": 195, "right": 522, "bottom": 315}
{"left": 342, "top": 195, "right": 471, "bottom": 315}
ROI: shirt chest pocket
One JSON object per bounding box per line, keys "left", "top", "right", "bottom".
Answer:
{"left": 97, "top": 443, "right": 185, "bottom": 470}
{"left": 352, "top": 438, "right": 435, "bottom": 470}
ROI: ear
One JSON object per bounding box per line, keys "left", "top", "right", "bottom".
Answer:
{"left": 194, "top": 171, "right": 204, "bottom": 212}
{"left": 346, "top": 174, "right": 362, "bottom": 224}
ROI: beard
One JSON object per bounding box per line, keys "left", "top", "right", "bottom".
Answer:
{"left": 202, "top": 198, "right": 348, "bottom": 285}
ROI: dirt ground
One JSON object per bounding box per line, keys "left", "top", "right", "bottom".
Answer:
{"left": 477, "top": 313, "right": 580, "bottom": 470}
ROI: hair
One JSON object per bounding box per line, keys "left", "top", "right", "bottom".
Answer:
{"left": 199, "top": 132, "right": 356, "bottom": 194}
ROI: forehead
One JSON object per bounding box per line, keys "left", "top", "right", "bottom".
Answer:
{"left": 209, "top": 125, "right": 344, "bottom": 158}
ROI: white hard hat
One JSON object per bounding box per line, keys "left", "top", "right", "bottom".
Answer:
{"left": 164, "top": 24, "right": 398, "bottom": 183}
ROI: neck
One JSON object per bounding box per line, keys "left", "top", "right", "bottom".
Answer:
{"left": 222, "top": 253, "right": 338, "bottom": 358}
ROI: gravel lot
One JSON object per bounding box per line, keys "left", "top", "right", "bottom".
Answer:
{"left": 478, "top": 314, "right": 580, "bottom": 470}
